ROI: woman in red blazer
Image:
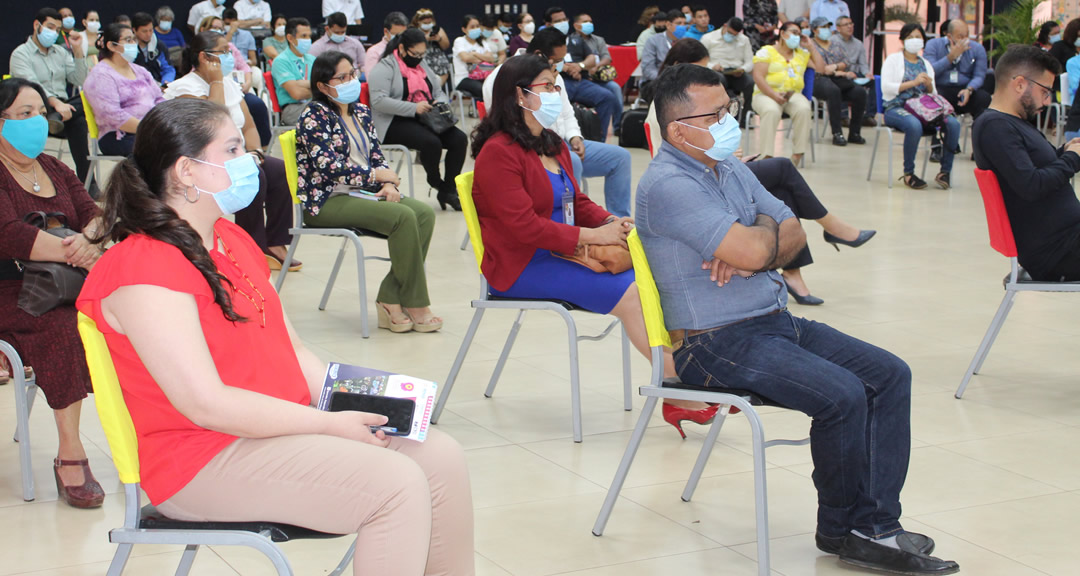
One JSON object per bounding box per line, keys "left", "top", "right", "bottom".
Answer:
{"left": 471, "top": 54, "right": 719, "bottom": 434}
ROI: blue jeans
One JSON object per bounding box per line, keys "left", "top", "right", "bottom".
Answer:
{"left": 1066, "top": 131, "right": 1080, "bottom": 142}
{"left": 564, "top": 77, "right": 622, "bottom": 136}
{"left": 674, "top": 311, "right": 912, "bottom": 539}
{"left": 883, "top": 107, "right": 960, "bottom": 175}
{"left": 568, "top": 139, "right": 632, "bottom": 217}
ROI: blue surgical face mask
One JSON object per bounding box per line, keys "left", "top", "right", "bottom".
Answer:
{"left": 159, "top": 20, "right": 173, "bottom": 32}
{"left": 1074, "top": 37, "right": 1080, "bottom": 48}
{"left": 800, "top": 28, "right": 811, "bottom": 37}
{"left": 37, "top": 25, "right": 59, "bottom": 48}
{"left": 723, "top": 32, "right": 735, "bottom": 43}
{"left": 1050, "top": 33, "right": 1062, "bottom": 44}
{"left": 581, "top": 22, "right": 594, "bottom": 36}
{"left": 673, "top": 25, "right": 687, "bottom": 39}
{"left": 330, "top": 33, "right": 346, "bottom": 43}
{"left": 467, "top": 28, "right": 482, "bottom": 40}
{"left": 330, "top": 77, "right": 361, "bottom": 104}
{"left": 191, "top": 153, "right": 261, "bottom": 215}
{"left": 522, "top": 88, "right": 562, "bottom": 128}
{"left": 481, "top": 28, "right": 494, "bottom": 39}
{"left": 217, "top": 51, "right": 235, "bottom": 76}
{"left": 1, "top": 115, "right": 49, "bottom": 159}
{"left": 553, "top": 21, "right": 570, "bottom": 35}
{"left": 499, "top": 25, "right": 510, "bottom": 33}
{"left": 684, "top": 12, "right": 692, "bottom": 21}
{"left": 554, "top": 60, "right": 564, "bottom": 73}
{"left": 677, "top": 113, "right": 741, "bottom": 161}
{"left": 216, "top": 0, "right": 226, "bottom": 5}
{"left": 295, "top": 38, "right": 312, "bottom": 54}
{"left": 786, "top": 33, "right": 802, "bottom": 50}
{"left": 816, "top": 28, "right": 832, "bottom": 41}
{"left": 121, "top": 42, "right": 139, "bottom": 62}
{"left": 62, "top": 17, "right": 75, "bottom": 30}
{"left": 421, "top": 22, "right": 434, "bottom": 31}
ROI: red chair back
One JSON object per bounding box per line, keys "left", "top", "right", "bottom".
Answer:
{"left": 644, "top": 121, "right": 653, "bottom": 156}
{"left": 263, "top": 70, "right": 281, "bottom": 113}
{"left": 477, "top": 101, "right": 486, "bottom": 120}
{"left": 974, "top": 168, "right": 1018, "bottom": 258}
{"left": 360, "top": 82, "right": 370, "bottom": 107}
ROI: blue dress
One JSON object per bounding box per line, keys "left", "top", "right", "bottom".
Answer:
{"left": 488, "top": 169, "right": 635, "bottom": 314}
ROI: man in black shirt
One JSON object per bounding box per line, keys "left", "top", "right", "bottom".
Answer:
{"left": 974, "top": 45, "right": 1080, "bottom": 281}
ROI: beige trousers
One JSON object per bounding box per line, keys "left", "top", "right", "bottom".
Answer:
{"left": 751, "top": 91, "right": 812, "bottom": 157}
{"left": 157, "top": 428, "right": 474, "bottom": 576}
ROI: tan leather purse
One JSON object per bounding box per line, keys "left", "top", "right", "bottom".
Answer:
{"left": 554, "top": 244, "right": 632, "bottom": 275}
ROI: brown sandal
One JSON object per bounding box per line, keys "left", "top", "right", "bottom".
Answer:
{"left": 54, "top": 458, "right": 105, "bottom": 509}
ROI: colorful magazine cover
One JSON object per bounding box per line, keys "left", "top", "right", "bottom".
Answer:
{"left": 318, "top": 363, "right": 438, "bottom": 442}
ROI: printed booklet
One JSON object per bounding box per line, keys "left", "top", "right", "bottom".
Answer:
{"left": 317, "top": 363, "right": 437, "bottom": 442}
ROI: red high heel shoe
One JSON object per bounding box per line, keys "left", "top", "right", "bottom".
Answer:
{"left": 663, "top": 403, "right": 722, "bottom": 440}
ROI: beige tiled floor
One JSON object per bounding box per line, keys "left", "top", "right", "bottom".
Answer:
{"left": 3, "top": 124, "right": 1080, "bottom": 575}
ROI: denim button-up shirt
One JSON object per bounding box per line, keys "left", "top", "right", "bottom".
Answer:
{"left": 924, "top": 36, "right": 988, "bottom": 91}
{"left": 636, "top": 141, "right": 795, "bottom": 330}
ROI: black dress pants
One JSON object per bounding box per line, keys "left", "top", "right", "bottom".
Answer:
{"left": 382, "top": 116, "right": 467, "bottom": 193}
{"left": 745, "top": 156, "right": 828, "bottom": 270}
{"left": 813, "top": 76, "right": 867, "bottom": 137}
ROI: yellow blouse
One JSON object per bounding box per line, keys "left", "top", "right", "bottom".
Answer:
{"left": 753, "top": 45, "right": 810, "bottom": 94}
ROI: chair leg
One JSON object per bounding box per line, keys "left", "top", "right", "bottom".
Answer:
{"left": 459, "top": 231, "right": 470, "bottom": 251}
{"left": 592, "top": 395, "right": 659, "bottom": 536}
{"left": 273, "top": 235, "right": 302, "bottom": 292}
{"left": 920, "top": 140, "right": 930, "bottom": 180}
{"left": 956, "top": 289, "right": 1017, "bottom": 399}
{"left": 486, "top": 310, "right": 526, "bottom": 398}
{"left": 745, "top": 406, "right": 772, "bottom": 576}
{"left": 681, "top": 408, "right": 731, "bottom": 502}
{"left": 432, "top": 307, "right": 485, "bottom": 424}
{"left": 350, "top": 237, "right": 370, "bottom": 339}
{"left": 105, "top": 543, "right": 134, "bottom": 576}
{"left": 886, "top": 132, "right": 894, "bottom": 188}
{"left": 866, "top": 129, "right": 880, "bottom": 182}
{"left": 174, "top": 544, "right": 199, "bottom": 576}
{"left": 8, "top": 353, "right": 36, "bottom": 501}
{"left": 327, "top": 538, "right": 356, "bottom": 576}
{"left": 319, "top": 238, "right": 349, "bottom": 312}
{"left": 621, "top": 323, "right": 632, "bottom": 411}
{"left": 559, "top": 309, "right": 584, "bottom": 443}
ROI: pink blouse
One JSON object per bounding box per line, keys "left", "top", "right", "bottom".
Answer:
{"left": 82, "top": 61, "right": 165, "bottom": 137}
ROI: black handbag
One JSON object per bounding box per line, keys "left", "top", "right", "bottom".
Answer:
{"left": 416, "top": 99, "right": 458, "bottom": 134}
{"left": 15, "top": 211, "right": 88, "bottom": 317}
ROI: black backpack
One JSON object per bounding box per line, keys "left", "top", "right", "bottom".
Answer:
{"left": 573, "top": 103, "right": 604, "bottom": 142}
{"left": 619, "top": 109, "right": 649, "bottom": 149}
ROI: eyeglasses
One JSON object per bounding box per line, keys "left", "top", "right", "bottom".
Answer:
{"left": 202, "top": 48, "right": 229, "bottom": 56}
{"left": 405, "top": 48, "right": 426, "bottom": 59}
{"left": 331, "top": 68, "right": 362, "bottom": 82}
{"left": 1019, "top": 75, "right": 1053, "bottom": 98}
{"left": 525, "top": 82, "right": 562, "bottom": 94}
{"left": 675, "top": 99, "right": 741, "bottom": 125}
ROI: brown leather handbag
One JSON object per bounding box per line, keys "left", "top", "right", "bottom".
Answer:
{"left": 15, "top": 211, "right": 88, "bottom": 317}
{"left": 554, "top": 244, "right": 632, "bottom": 275}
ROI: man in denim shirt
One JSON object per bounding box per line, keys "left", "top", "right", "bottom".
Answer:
{"left": 925, "top": 19, "right": 991, "bottom": 121}
{"left": 637, "top": 64, "right": 959, "bottom": 576}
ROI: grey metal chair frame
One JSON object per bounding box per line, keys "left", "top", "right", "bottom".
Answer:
{"left": 105, "top": 473, "right": 355, "bottom": 576}
{"left": 84, "top": 133, "right": 126, "bottom": 191}
{"left": 273, "top": 202, "right": 391, "bottom": 339}
{"left": 956, "top": 258, "right": 1080, "bottom": 399}
{"left": 0, "top": 340, "right": 37, "bottom": 501}
{"left": 866, "top": 120, "right": 932, "bottom": 188}
{"left": 430, "top": 275, "right": 632, "bottom": 443}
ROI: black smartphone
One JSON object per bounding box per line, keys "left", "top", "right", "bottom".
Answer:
{"left": 328, "top": 392, "right": 415, "bottom": 436}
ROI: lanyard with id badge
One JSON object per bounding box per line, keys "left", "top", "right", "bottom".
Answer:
{"left": 558, "top": 169, "right": 575, "bottom": 226}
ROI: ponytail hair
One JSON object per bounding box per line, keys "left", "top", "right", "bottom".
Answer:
{"left": 91, "top": 99, "right": 245, "bottom": 323}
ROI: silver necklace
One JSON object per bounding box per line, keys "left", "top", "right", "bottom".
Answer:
{"left": 2, "top": 158, "right": 41, "bottom": 192}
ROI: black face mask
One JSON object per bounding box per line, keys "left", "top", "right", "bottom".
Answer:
{"left": 654, "top": 25, "right": 666, "bottom": 33}
{"left": 402, "top": 52, "right": 423, "bottom": 68}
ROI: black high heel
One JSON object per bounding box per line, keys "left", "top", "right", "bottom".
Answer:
{"left": 436, "top": 185, "right": 461, "bottom": 211}
{"left": 786, "top": 283, "right": 824, "bottom": 306}
{"left": 823, "top": 230, "right": 876, "bottom": 252}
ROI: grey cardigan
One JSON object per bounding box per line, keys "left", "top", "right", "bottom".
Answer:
{"left": 368, "top": 54, "right": 448, "bottom": 137}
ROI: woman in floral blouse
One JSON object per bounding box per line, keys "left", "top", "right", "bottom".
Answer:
{"left": 296, "top": 51, "right": 441, "bottom": 333}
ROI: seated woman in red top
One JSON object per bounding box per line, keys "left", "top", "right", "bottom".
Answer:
{"left": 470, "top": 54, "right": 717, "bottom": 434}
{"left": 76, "top": 99, "right": 474, "bottom": 576}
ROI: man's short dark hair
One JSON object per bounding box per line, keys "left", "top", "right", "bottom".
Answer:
{"left": 995, "top": 44, "right": 1063, "bottom": 87}
{"left": 574, "top": 13, "right": 590, "bottom": 23}
{"left": 36, "top": 8, "right": 61, "bottom": 24}
{"left": 222, "top": 8, "right": 238, "bottom": 21}
{"left": 666, "top": 9, "right": 685, "bottom": 22}
{"left": 544, "top": 6, "right": 565, "bottom": 24}
{"left": 652, "top": 11, "right": 670, "bottom": 23}
{"left": 527, "top": 27, "right": 567, "bottom": 58}
{"left": 132, "top": 11, "right": 154, "bottom": 30}
{"left": 654, "top": 63, "right": 723, "bottom": 143}
{"left": 481, "top": 13, "right": 498, "bottom": 28}
{"left": 285, "top": 17, "right": 309, "bottom": 37}
{"left": 691, "top": 5, "right": 708, "bottom": 16}
{"left": 726, "top": 17, "right": 744, "bottom": 33}
{"left": 327, "top": 11, "right": 347, "bottom": 29}
{"left": 383, "top": 11, "right": 408, "bottom": 30}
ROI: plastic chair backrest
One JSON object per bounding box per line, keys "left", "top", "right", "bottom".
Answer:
{"left": 1063, "top": 72, "right": 1074, "bottom": 109}
{"left": 973, "top": 168, "right": 1018, "bottom": 258}
{"left": 802, "top": 67, "right": 815, "bottom": 101}
{"left": 644, "top": 120, "right": 654, "bottom": 156}
{"left": 477, "top": 101, "right": 486, "bottom": 119}
{"left": 627, "top": 229, "right": 672, "bottom": 349}
{"left": 264, "top": 70, "right": 281, "bottom": 113}
{"left": 359, "top": 82, "right": 370, "bottom": 107}
{"left": 278, "top": 130, "right": 300, "bottom": 205}
{"left": 79, "top": 91, "right": 101, "bottom": 140}
{"left": 874, "top": 74, "right": 884, "bottom": 116}
{"left": 77, "top": 312, "right": 141, "bottom": 485}
{"left": 455, "top": 171, "right": 484, "bottom": 274}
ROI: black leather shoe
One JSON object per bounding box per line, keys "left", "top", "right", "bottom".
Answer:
{"left": 847, "top": 132, "right": 866, "bottom": 145}
{"left": 786, "top": 284, "right": 824, "bottom": 305}
{"left": 840, "top": 534, "right": 959, "bottom": 575}
{"left": 818, "top": 531, "right": 935, "bottom": 556}
{"left": 832, "top": 133, "right": 848, "bottom": 146}
{"left": 823, "top": 229, "right": 876, "bottom": 251}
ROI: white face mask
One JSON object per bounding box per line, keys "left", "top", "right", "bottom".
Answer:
{"left": 904, "top": 37, "right": 924, "bottom": 54}
{"left": 523, "top": 22, "right": 535, "bottom": 35}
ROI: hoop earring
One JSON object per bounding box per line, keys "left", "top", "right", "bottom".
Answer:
{"left": 184, "top": 186, "right": 200, "bottom": 204}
